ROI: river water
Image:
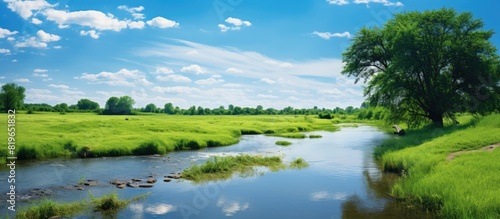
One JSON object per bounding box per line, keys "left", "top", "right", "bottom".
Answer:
{"left": 0, "top": 125, "right": 436, "bottom": 218}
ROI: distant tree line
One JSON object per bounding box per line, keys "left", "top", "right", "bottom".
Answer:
{"left": 0, "top": 83, "right": 392, "bottom": 121}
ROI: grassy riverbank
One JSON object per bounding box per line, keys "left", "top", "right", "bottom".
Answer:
{"left": 378, "top": 114, "right": 500, "bottom": 218}
{"left": 0, "top": 112, "right": 339, "bottom": 164}
{"left": 16, "top": 192, "right": 147, "bottom": 218}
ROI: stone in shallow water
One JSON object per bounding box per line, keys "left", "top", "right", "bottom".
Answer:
{"left": 138, "top": 184, "right": 154, "bottom": 188}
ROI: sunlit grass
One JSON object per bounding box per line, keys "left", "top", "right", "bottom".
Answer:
{"left": 275, "top": 140, "right": 292, "bottom": 146}
{"left": 0, "top": 113, "right": 339, "bottom": 163}
{"left": 15, "top": 192, "right": 148, "bottom": 218}
{"left": 379, "top": 113, "right": 500, "bottom": 218}
{"left": 289, "top": 158, "right": 309, "bottom": 169}
{"left": 182, "top": 155, "right": 285, "bottom": 183}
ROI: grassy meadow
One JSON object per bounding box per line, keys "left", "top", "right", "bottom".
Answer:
{"left": 379, "top": 114, "right": 500, "bottom": 218}
{"left": 0, "top": 112, "right": 339, "bottom": 164}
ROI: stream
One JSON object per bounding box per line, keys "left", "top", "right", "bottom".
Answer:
{"left": 0, "top": 125, "right": 436, "bottom": 218}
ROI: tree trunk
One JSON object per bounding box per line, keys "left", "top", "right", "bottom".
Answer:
{"left": 430, "top": 113, "right": 444, "bottom": 128}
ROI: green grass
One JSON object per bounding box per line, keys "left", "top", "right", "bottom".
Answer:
{"left": 15, "top": 192, "right": 148, "bottom": 218}
{"left": 308, "top": 134, "right": 323, "bottom": 138}
{"left": 289, "top": 158, "right": 309, "bottom": 169}
{"left": 267, "top": 133, "right": 307, "bottom": 138}
{"left": 0, "top": 113, "right": 339, "bottom": 164}
{"left": 275, "top": 140, "right": 292, "bottom": 146}
{"left": 378, "top": 114, "right": 500, "bottom": 218}
{"left": 182, "top": 155, "right": 286, "bottom": 183}
{"left": 15, "top": 199, "right": 86, "bottom": 219}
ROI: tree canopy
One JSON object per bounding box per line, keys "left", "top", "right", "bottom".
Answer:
{"left": 342, "top": 8, "right": 500, "bottom": 127}
{"left": 103, "top": 96, "right": 135, "bottom": 115}
{"left": 77, "top": 98, "right": 100, "bottom": 110}
{"left": 0, "top": 83, "right": 26, "bottom": 112}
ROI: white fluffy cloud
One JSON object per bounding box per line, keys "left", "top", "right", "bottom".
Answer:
{"left": 14, "top": 78, "right": 31, "bottom": 83}
{"left": 33, "top": 73, "right": 48, "bottom": 77}
{"left": 34, "top": 68, "right": 47, "bottom": 73}
{"left": 225, "top": 67, "right": 243, "bottom": 74}
{"left": 225, "top": 17, "right": 251, "bottom": 27}
{"left": 80, "top": 30, "right": 100, "bottom": 39}
{"left": 4, "top": 0, "right": 53, "bottom": 19}
{"left": 49, "top": 84, "right": 69, "bottom": 89}
{"left": 195, "top": 77, "right": 224, "bottom": 85}
{"left": 0, "top": 27, "right": 18, "bottom": 38}
{"left": 156, "top": 74, "right": 191, "bottom": 83}
{"left": 44, "top": 9, "right": 129, "bottom": 31}
{"left": 0, "top": 48, "right": 10, "bottom": 54}
{"left": 181, "top": 64, "right": 205, "bottom": 74}
{"left": 15, "top": 37, "right": 47, "bottom": 48}
{"left": 218, "top": 17, "right": 251, "bottom": 32}
{"left": 15, "top": 30, "right": 59, "bottom": 48}
{"left": 117, "top": 5, "right": 145, "bottom": 20}
{"left": 260, "top": 78, "right": 276, "bottom": 84}
{"left": 128, "top": 21, "right": 145, "bottom": 29}
{"left": 312, "top": 31, "right": 351, "bottom": 39}
{"left": 37, "top": 30, "right": 60, "bottom": 42}
{"left": 75, "top": 68, "right": 152, "bottom": 87}
{"left": 146, "top": 17, "right": 179, "bottom": 28}
{"left": 154, "top": 67, "right": 174, "bottom": 74}
{"left": 31, "top": 17, "right": 42, "bottom": 24}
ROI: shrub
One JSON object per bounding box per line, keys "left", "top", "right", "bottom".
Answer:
{"left": 77, "top": 146, "right": 93, "bottom": 158}
{"left": 17, "top": 146, "right": 38, "bottom": 160}
{"left": 275, "top": 141, "right": 292, "bottom": 146}
{"left": 132, "top": 141, "right": 166, "bottom": 155}
{"left": 309, "top": 134, "right": 323, "bottom": 138}
{"left": 289, "top": 158, "right": 309, "bottom": 169}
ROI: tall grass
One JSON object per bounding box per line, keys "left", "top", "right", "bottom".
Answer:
{"left": 0, "top": 113, "right": 338, "bottom": 164}
{"left": 182, "top": 155, "right": 285, "bottom": 183}
{"left": 378, "top": 114, "right": 500, "bottom": 218}
{"left": 15, "top": 199, "right": 86, "bottom": 219}
{"left": 15, "top": 192, "right": 149, "bottom": 218}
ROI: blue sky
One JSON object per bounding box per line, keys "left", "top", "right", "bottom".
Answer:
{"left": 0, "top": 0, "right": 498, "bottom": 109}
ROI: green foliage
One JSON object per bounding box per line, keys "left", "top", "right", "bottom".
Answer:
{"left": 318, "top": 112, "right": 333, "bottom": 119}
{"left": 275, "top": 140, "right": 292, "bottom": 146}
{"left": 16, "top": 199, "right": 86, "bottom": 219}
{"left": 342, "top": 8, "right": 500, "bottom": 127}
{"left": 132, "top": 140, "right": 168, "bottom": 155}
{"left": 0, "top": 113, "right": 339, "bottom": 164}
{"left": 308, "top": 134, "right": 323, "bottom": 138}
{"left": 378, "top": 113, "right": 500, "bottom": 217}
{"left": 90, "top": 192, "right": 128, "bottom": 214}
{"left": 16, "top": 192, "right": 148, "bottom": 218}
{"left": 289, "top": 158, "right": 309, "bottom": 169}
{"left": 77, "top": 98, "right": 100, "bottom": 110}
{"left": 143, "top": 103, "right": 157, "bottom": 113}
{"left": 182, "top": 155, "right": 285, "bottom": 183}
{"left": 103, "top": 96, "right": 135, "bottom": 115}
{"left": 0, "top": 83, "right": 25, "bottom": 112}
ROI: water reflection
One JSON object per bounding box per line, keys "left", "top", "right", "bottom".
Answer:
{"left": 129, "top": 203, "right": 177, "bottom": 217}
{"left": 310, "top": 191, "right": 348, "bottom": 201}
{"left": 217, "top": 198, "right": 250, "bottom": 216}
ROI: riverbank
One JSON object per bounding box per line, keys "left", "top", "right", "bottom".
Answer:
{"left": 378, "top": 113, "right": 500, "bottom": 218}
{"left": 0, "top": 113, "right": 340, "bottom": 164}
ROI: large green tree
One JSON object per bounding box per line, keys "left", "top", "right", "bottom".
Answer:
{"left": 77, "top": 98, "right": 100, "bottom": 110}
{"left": 342, "top": 8, "right": 500, "bottom": 127}
{"left": 103, "top": 96, "right": 135, "bottom": 115}
{"left": 0, "top": 83, "right": 26, "bottom": 112}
